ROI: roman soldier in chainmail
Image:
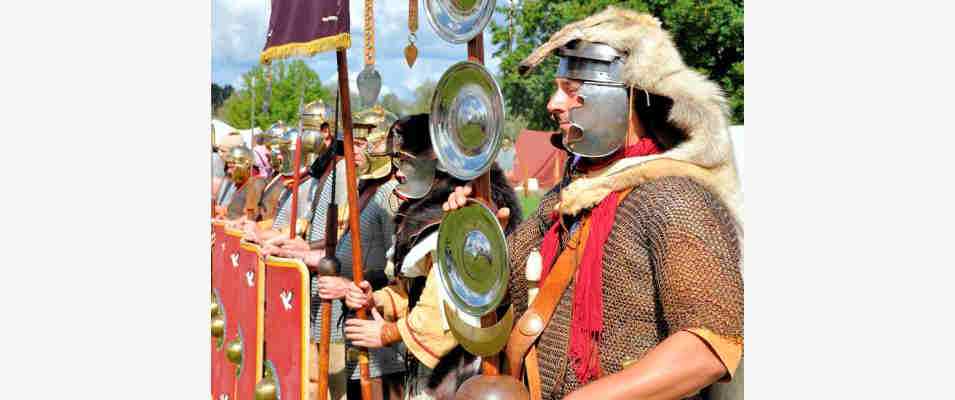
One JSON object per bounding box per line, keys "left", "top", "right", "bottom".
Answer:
{"left": 243, "top": 125, "right": 326, "bottom": 243}
{"left": 214, "top": 143, "right": 266, "bottom": 224}
{"left": 340, "top": 114, "right": 523, "bottom": 400}
{"left": 444, "top": 7, "right": 743, "bottom": 400}
{"left": 265, "top": 106, "right": 404, "bottom": 400}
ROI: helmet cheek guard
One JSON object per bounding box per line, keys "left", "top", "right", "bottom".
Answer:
{"left": 555, "top": 40, "right": 631, "bottom": 158}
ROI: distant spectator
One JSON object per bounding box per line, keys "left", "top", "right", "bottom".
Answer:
{"left": 252, "top": 134, "right": 273, "bottom": 178}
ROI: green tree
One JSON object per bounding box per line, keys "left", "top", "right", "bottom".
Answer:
{"left": 212, "top": 83, "right": 234, "bottom": 114}
{"left": 380, "top": 93, "right": 407, "bottom": 116}
{"left": 409, "top": 79, "right": 437, "bottom": 114}
{"left": 489, "top": 0, "right": 743, "bottom": 130}
{"left": 222, "top": 60, "right": 331, "bottom": 130}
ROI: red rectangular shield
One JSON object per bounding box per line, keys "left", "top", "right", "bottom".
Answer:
{"left": 235, "top": 242, "right": 265, "bottom": 400}
{"left": 212, "top": 228, "right": 244, "bottom": 400}
{"left": 211, "top": 221, "right": 227, "bottom": 398}
{"left": 264, "top": 257, "right": 310, "bottom": 400}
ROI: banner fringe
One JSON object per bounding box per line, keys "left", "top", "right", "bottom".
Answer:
{"left": 260, "top": 33, "right": 351, "bottom": 64}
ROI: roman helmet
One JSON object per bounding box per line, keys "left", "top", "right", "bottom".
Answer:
{"left": 352, "top": 105, "right": 397, "bottom": 180}
{"left": 270, "top": 128, "right": 322, "bottom": 176}
{"left": 302, "top": 100, "right": 333, "bottom": 155}
{"left": 224, "top": 145, "right": 254, "bottom": 184}
{"left": 388, "top": 114, "right": 446, "bottom": 199}
{"left": 264, "top": 122, "right": 289, "bottom": 171}
{"left": 549, "top": 39, "right": 630, "bottom": 158}
{"left": 302, "top": 100, "right": 332, "bottom": 131}
{"left": 518, "top": 6, "right": 742, "bottom": 227}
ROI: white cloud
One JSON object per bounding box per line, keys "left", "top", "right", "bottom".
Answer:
{"left": 214, "top": 0, "right": 508, "bottom": 105}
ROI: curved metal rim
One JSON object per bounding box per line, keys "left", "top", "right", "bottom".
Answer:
{"left": 436, "top": 199, "right": 509, "bottom": 317}
{"left": 444, "top": 301, "right": 514, "bottom": 356}
{"left": 429, "top": 61, "right": 505, "bottom": 181}
{"left": 423, "top": 0, "right": 495, "bottom": 44}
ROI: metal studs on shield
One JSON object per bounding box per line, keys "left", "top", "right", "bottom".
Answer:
{"left": 430, "top": 61, "right": 504, "bottom": 181}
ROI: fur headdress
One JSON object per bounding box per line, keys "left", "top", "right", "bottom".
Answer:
{"left": 519, "top": 6, "right": 742, "bottom": 229}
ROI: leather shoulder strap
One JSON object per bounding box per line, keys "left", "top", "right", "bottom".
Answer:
{"left": 339, "top": 178, "right": 387, "bottom": 239}
{"left": 506, "top": 216, "right": 592, "bottom": 378}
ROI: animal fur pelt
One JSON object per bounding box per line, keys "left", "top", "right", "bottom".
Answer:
{"left": 519, "top": 6, "right": 742, "bottom": 231}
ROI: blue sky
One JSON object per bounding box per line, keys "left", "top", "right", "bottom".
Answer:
{"left": 212, "top": 0, "right": 508, "bottom": 102}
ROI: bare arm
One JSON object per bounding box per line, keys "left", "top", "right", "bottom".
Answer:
{"left": 563, "top": 331, "right": 726, "bottom": 400}
{"left": 568, "top": 179, "right": 743, "bottom": 400}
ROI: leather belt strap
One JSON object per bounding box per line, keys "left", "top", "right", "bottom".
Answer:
{"left": 506, "top": 216, "right": 592, "bottom": 379}
{"left": 525, "top": 346, "right": 543, "bottom": 400}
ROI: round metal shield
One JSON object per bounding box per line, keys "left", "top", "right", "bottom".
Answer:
{"left": 437, "top": 199, "right": 509, "bottom": 317}
{"left": 423, "top": 0, "right": 495, "bottom": 44}
{"left": 430, "top": 61, "right": 504, "bottom": 181}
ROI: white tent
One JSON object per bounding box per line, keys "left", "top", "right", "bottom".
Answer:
{"left": 212, "top": 118, "right": 263, "bottom": 148}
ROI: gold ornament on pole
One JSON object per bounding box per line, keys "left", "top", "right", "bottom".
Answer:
{"left": 356, "top": 0, "right": 382, "bottom": 107}
{"left": 405, "top": 0, "right": 419, "bottom": 67}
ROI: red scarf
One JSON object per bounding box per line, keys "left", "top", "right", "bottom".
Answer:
{"left": 538, "top": 137, "right": 660, "bottom": 384}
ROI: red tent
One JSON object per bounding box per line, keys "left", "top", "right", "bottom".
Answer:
{"left": 508, "top": 130, "right": 566, "bottom": 191}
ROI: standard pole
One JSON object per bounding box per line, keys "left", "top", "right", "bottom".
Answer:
{"left": 467, "top": 33, "right": 501, "bottom": 376}
{"left": 336, "top": 48, "right": 373, "bottom": 400}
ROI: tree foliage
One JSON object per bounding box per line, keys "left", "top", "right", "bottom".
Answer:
{"left": 222, "top": 60, "right": 331, "bottom": 130}
{"left": 212, "top": 83, "right": 234, "bottom": 114}
{"left": 380, "top": 93, "right": 408, "bottom": 116}
{"left": 490, "top": 0, "right": 743, "bottom": 131}
{"left": 409, "top": 79, "right": 438, "bottom": 114}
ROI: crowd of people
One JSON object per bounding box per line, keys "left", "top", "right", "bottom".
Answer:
{"left": 211, "top": 6, "right": 743, "bottom": 400}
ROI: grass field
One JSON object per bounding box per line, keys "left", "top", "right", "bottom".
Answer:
{"left": 520, "top": 193, "right": 542, "bottom": 219}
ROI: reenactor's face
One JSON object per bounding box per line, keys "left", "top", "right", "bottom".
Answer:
{"left": 353, "top": 138, "right": 369, "bottom": 170}
{"left": 547, "top": 78, "right": 585, "bottom": 136}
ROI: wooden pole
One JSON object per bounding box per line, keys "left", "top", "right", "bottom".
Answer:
{"left": 336, "top": 48, "right": 373, "bottom": 400}
{"left": 466, "top": 33, "right": 501, "bottom": 377}
{"left": 316, "top": 90, "right": 342, "bottom": 400}
{"left": 289, "top": 81, "right": 306, "bottom": 240}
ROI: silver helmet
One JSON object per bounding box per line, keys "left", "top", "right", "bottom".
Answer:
{"left": 554, "top": 40, "right": 629, "bottom": 158}
{"left": 390, "top": 115, "right": 447, "bottom": 199}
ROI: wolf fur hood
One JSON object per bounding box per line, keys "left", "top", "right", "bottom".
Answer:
{"left": 519, "top": 6, "right": 742, "bottom": 231}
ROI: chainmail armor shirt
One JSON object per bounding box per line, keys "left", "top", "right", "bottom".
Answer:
{"left": 212, "top": 153, "right": 225, "bottom": 178}
{"left": 216, "top": 179, "right": 235, "bottom": 207}
{"left": 271, "top": 177, "right": 320, "bottom": 231}
{"left": 505, "top": 176, "right": 743, "bottom": 400}
{"left": 308, "top": 177, "right": 405, "bottom": 379}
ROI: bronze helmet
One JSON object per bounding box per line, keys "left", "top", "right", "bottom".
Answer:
{"left": 302, "top": 100, "right": 332, "bottom": 131}
{"left": 271, "top": 129, "right": 323, "bottom": 176}
{"left": 353, "top": 105, "right": 397, "bottom": 180}
{"left": 225, "top": 146, "right": 254, "bottom": 183}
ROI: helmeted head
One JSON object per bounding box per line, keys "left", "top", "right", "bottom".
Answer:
{"left": 547, "top": 40, "right": 629, "bottom": 157}
{"left": 218, "top": 133, "right": 244, "bottom": 158}
{"left": 387, "top": 114, "right": 447, "bottom": 199}
{"left": 270, "top": 128, "right": 323, "bottom": 176}
{"left": 351, "top": 105, "right": 397, "bottom": 180}
{"left": 302, "top": 100, "right": 332, "bottom": 132}
{"left": 224, "top": 145, "right": 254, "bottom": 184}
{"left": 264, "top": 122, "right": 289, "bottom": 170}
{"left": 302, "top": 100, "right": 333, "bottom": 155}
{"left": 518, "top": 6, "right": 742, "bottom": 226}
